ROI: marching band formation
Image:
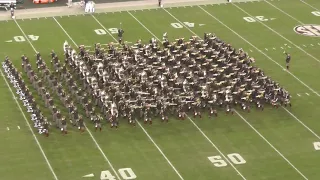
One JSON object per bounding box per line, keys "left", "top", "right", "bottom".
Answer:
{"left": 63, "top": 32, "right": 291, "bottom": 127}
{"left": 1, "top": 32, "right": 292, "bottom": 136}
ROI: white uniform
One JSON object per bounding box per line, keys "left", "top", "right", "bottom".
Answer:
{"left": 111, "top": 102, "right": 118, "bottom": 117}
{"left": 63, "top": 41, "right": 68, "bottom": 52}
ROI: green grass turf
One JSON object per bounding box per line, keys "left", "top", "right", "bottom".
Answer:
{"left": 1, "top": 0, "right": 320, "bottom": 179}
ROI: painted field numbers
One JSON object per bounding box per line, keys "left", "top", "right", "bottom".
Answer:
{"left": 243, "top": 16, "right": 269, "bottom": 22}
{"left": 94, "top": 28, "right": 118, "bottom": 35}
{"left": 208, "top": 153, "right": 246, "bottom": 167}
{"left": 13, "top": 35, "right": 39, "bottom": 42}
{"left": 314, "top": 142, "right": 320, "bottom": 150}
{"left": 171, "top": 22, "right": 195, "bottom": 28}
{"left": 100, "top": 168, "right": 137, "bottom": 180}
{"left": 311, "top": 11, "right": 320, "bottom": 16}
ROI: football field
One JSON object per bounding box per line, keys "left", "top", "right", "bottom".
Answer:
{"left": 1, "top": 0, "right": 320, "bottom": 179}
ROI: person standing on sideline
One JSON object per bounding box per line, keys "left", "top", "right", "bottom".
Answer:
{"left": 158, "top": 0, "right": 162, "bottom": 7}
{"left": 68, "top": 0, "right": 72, "bottom": 7}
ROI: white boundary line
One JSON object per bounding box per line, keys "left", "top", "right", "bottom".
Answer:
{"left": 162, "top": 6, "right": 308, "bottom": 179}
{"left": 198, "top": 6, "right": 320, "bottom": 97}
{"left": 128, "top": 9, "right": 247, "bottom": 180}
{"left": 232, "top": 3, "right": 320, "bottom": 63}
{"left": 91, "top": 13, "right": 184, "bottom": 179}
{"left": 12, "top": 19, "right": 59, "bottom": 180}
{"left": 235, "top": 111, "right": 308, "bottom": 179}
{"left": 52, "top": 16, "right": 122, "bottom": 180}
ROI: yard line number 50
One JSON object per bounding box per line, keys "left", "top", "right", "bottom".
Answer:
{"left": 100, "top": 168, "right": 137, "bottom": 180}
{"left": 208, "top": 153, "right": 246, "bottom": 167}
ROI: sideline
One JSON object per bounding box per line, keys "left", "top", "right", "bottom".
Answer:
{"left": 0, "top": 0, "right": 261, "bottom": 21}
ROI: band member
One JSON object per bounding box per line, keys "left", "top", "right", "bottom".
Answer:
{"left": 60, "top": 116, "right": 67, "bottom": 134}
{"left": 77, "top": 115, "right": 85, "bottom": 132}
{"left": 143, "top": 104, "right": 152, "bottom": 124}
{"left": 284, "top": 52, "right": 291, "bottom": 70}
{"left": 43, "top": 119, "right": 49, "bottom": 137}
{"left": 93, "top": 114, "right": 102, "bottom": 131}
{"left": 118, "top": 27, "right": 124, "bottom": 44}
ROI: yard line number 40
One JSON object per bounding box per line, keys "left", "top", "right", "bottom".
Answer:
{"left": 208, "top": 153, "right": 246, "bottom": 167}
{"left": 94, "top": 28, "right": 118, "bottom": 35}
{"left": 100, "top": 168, "right": 137, "bottom": 180}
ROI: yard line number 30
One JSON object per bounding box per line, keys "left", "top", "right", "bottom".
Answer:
{"left": 100, "top": 168, "right": 137, "bottom": 180}
{"left": 208, "top": 153, "right": 246, "bottom": 167}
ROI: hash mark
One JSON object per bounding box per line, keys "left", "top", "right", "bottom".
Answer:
{"left": 7, "top": 127, "right": 9, "bottom": 130}
{"left": 249, "top": 49, "right": 253, "bottom": 52}
{"left": 273, "top": 48, "right": 276, "bottom": 50}
{"left": 17, "top": 126, "right": 20, "bottom": 129}
{"left": 49, "top": 122, "right": 52, "bottom": 126}
{"left": 311, "top": 44, "right": 314, "bottom": 46}
{"left": 303, "top": 44, "right": 306, "bottom": 47}
{"left": 288, "top": 46, "right": 291, "bottom": 48}
{"left": 280, "top": 47, "right": 284, "bottom": 49}
{"left": 265, "top": 48, "right": 268, "bottom": 51}
{"left": 70, "top": 120, "right": 73, "bottom": 123}
{"left": 318, "top": 43, "right": 320, "bottom": 45}
{"left": 306, "top": 93, "right": 310, "bottom": 96}
{"left": 297, "top": 94, "right": 301, "bottom": 97}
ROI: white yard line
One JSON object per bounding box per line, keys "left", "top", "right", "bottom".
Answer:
{"left": 136, "top": 121, "right": 184, "bottom": 180}
{"left": 235, "top": 111, "right": 308, "bottom": 179}
{"left": 52, "top": 16, "right": 122, "bottom": 180}
{"left": 282, "top": 107, "right": 320, "bottom": 139}
{"left": 91, "top": 12, "right": 184, "bottom": 180}
{"left": 232, "top": 3, "right": 320, "bottom": 63}
{"left": 90, "top": 14, "right": 118, "bottom": 42}
{"left": 300, "top": 0, "right": 320, "bottom": 11}
{"left": 11, "top": 19, "right": 59, "bottom": 180}
{"left": 127, "top": 11, "right": 159, "bottom": 38}
{"left": 198, "top": 6, "right": 320, "bottom": 97}
{"left": 129, "top": 9, "right": 247, "bottom": 180}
